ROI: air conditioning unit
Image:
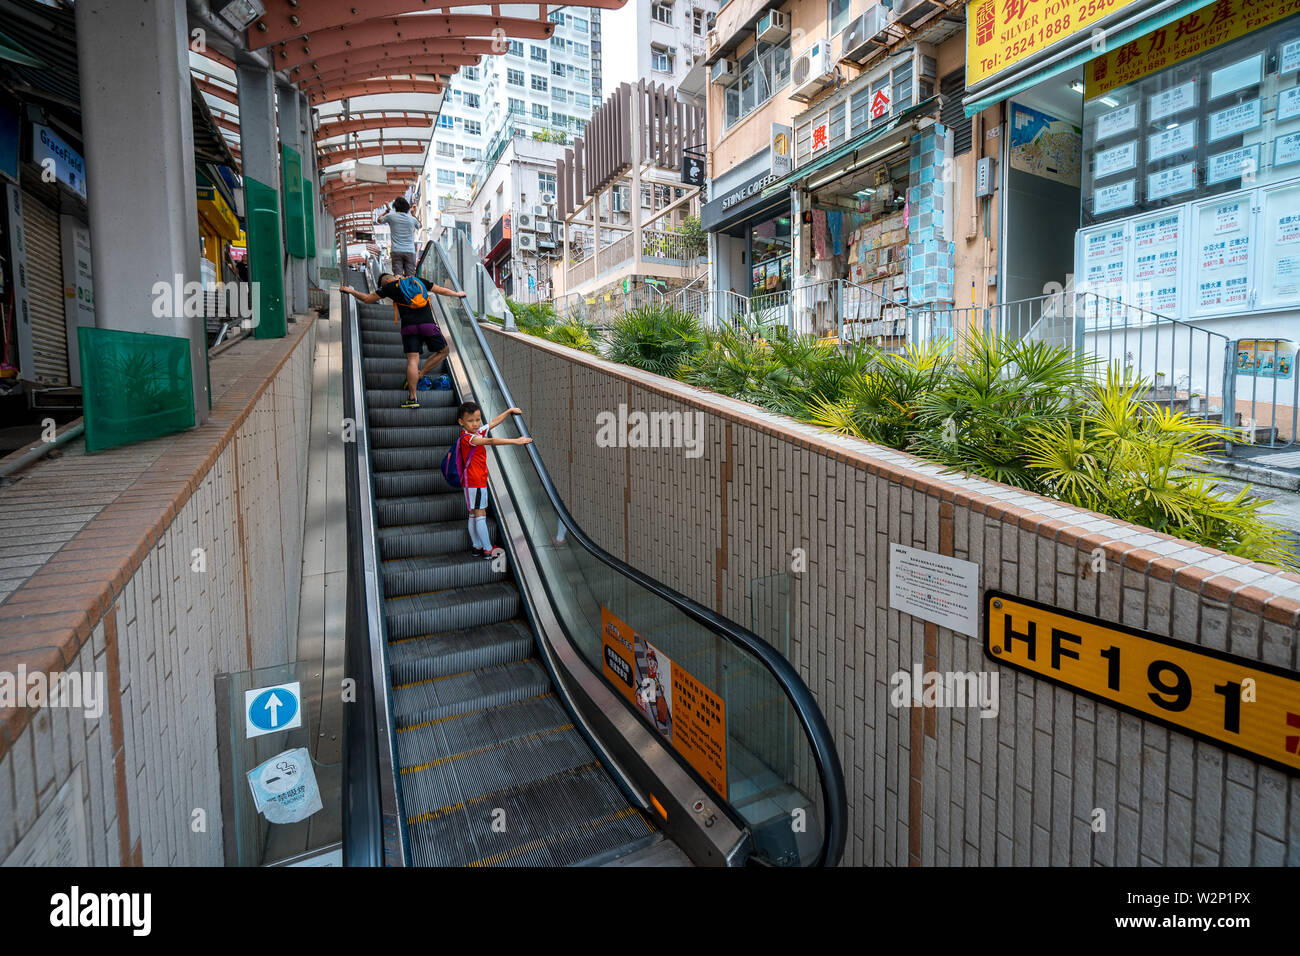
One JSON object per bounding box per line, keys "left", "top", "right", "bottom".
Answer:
{"left": 518, "top": 232, "right": 537, "bottom": 250}
{"left": 516, "top": 212, "right": 533, "bottom": 230}
{"left": 841, "top": 7, "right": 890, "bottom": 63}
{"left": 790, "top": 40, "right": 835, "bottom": 102}
{"left": 535, "top": 218, "right": 552, "bottom": 232}
{"left": 710, "top": 58, "right": 738, "bottom": 87}
{"left": 533, "top": 204, "right": 547, "bottom": 218}
{"left": 541, "top": 192, "right": 556, "bottom": 204}
{"left": 756, "top": 10, "right": 789, "bottom": 43}
{"left": 894, "top": 0, "right": 934, "bottom": 27}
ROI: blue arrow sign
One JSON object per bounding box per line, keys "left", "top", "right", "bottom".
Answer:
{"left": 245, "top": 681, "right": 302, "bottom": 738}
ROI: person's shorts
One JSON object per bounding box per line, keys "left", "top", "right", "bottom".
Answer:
{"left": 392, "top": 250, "right": 417, "bottom": 275}
{"left": 401, "top": 323, "right": 447, "bottom": 355}
{"left": 465, "top": 486, "right": 489, "bottom": 510}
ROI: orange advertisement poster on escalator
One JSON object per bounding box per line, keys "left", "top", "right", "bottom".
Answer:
{"left": 600, "top": 607, "right": 728, "bottom": 799}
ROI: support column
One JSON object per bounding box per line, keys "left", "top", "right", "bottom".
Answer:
{"left": 75, "top": 0, "right": 208, "bottom": 421}
{"left": 237, "top": 58, "right": 286, "bottom": 338}
{"left": 277, "top": 81, "right": 308, "bottom": 316}
{"left": 300, "top": 93, "right": 319, "bottom": 287}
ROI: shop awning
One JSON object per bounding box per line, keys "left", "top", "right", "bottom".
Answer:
{"left": 963, "top": 0, "right": 1217, "bottom": 116}
{"left": 762, "top": 97, "right": 938, "bottom": 198}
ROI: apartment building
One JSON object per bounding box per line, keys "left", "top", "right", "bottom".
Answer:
{"left": 420, "top": 9, "right": 602, "bottom": 220}
{"left": 700, "top": 0, "right": 976, "bottom": 341}
{"left": 633, "top": 0, "right": 721, "bottom": 89}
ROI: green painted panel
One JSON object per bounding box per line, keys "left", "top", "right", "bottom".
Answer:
{"left": 281, "top": 145, "right": 307, "bottom": 259}
{"left": 303, "top": 177, "right": 316, "bottom": 258}
{"left": 246, "top": 175, "right": 287, "bottom": 339}
{"left": 78, "top": 327, "right": 195, "bottom": 453}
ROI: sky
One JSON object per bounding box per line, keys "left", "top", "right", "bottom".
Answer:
{"left": 596, "top": 2, "right": 639, "bottom": 102}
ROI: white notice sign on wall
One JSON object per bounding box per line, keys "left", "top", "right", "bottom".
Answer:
{"left": 889, "top": 544, "right": 980, "bottom": 637}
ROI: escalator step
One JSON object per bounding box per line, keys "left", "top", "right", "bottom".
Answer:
{"left": 377, "top": 518, "right": 467, "bottom": 560}
{"left": 387, "top": 618, "right": 533, "bottom": 685}
{"left": 385, "top": 581, "right": 521, "bottom": 639}
{"left": 373, "top": 470, "right": 453, "bottom": 498}
{"left": 404, "top": 763, "right": 655, "bottom": 867}
{"left": 392, "top": 658, "right": 551, "bottom": 727}
{"left": 371, "top": 424, "right": 461, "bottom": 449}
{"left": 364, "top": 371, "right": 412, "bottom": 390}
{"left": 370, "top": 445, "right": 452, "bottom": 474}
{"left": 367, "top": 389, "right": 458, "bottom": 409}
{"left": 376, "top": 493, "right": 467, "bottom": 527}
{"left": 381, "top": 551, "right": 506, "bottom": 599}
{"left": 369, "top": 405, "right": 459, "bottom": 428}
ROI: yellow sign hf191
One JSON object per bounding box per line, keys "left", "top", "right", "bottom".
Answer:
{"left": 967, "top": 0, "right": 1144, "bottom": 88}
{"left": 985, "top": 592, "right": 1300, "bottom": 774}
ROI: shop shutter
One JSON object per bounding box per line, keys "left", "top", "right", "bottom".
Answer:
{"left": 21, "top": 187, "right": 67, "bottom": 385}
{"left": 940, "top": 70, "right": 972, "bottom": 156}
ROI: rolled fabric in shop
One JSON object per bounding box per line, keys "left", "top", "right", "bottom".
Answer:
{"left": 813, "top": 209, "right": 829, "bottom": 260}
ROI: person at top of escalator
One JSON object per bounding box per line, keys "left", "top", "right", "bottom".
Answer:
{"left": 455, "top": 400, "right": 532, "bottom": 559}
{"left": 341, "top": 274, "right": 465, "bottom": 408}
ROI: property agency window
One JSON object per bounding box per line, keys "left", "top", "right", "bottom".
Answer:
{"left": 652, "top": 2, "right": 673, "bottom": 25}
{"left": 724, "top": 38, "right": 792, "bottom": 129}
{"left": 531, "top": 45, "right": 547, "bottom": 62}
{"left": 651, "top": 45, "right": 674, "bottom": 73}
{"left": 532, "top": 75, "right": 548, "bottom": 92}
{"left": 507, "top": 68, "right": 524, "bottom": 86}
{"left": 464, "top": 119, "right": 481, "bottom": 136}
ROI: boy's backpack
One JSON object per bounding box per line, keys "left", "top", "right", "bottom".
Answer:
{"left": 440, "top": 435, "right": 467, "bottom": 489}
{"left": 392, "top": 275, "right": 431, "bottom": 324}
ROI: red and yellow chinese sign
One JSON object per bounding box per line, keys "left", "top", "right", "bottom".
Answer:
{"left": 1085, "top": 0, "right": 1300, "bottom": 96}
{"left": 600, "top": 607, "right": 728, "bottom": 797}
{"left": 967, "top": 0, "right": 1145, "bottom": 87}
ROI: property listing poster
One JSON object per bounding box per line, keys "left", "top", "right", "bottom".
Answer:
{"left": 1236, "top": 341, "right": 1294, "bottom": 378}
{"left": 600, "top": 607, "right": 728, "bottom": 797}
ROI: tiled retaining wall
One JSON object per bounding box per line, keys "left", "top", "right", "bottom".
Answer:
{"left": 0, "top": 319, "right": 315, "bottom": 865}
{"left": 485, "top": 323, "right": 1300, "bottom": 867}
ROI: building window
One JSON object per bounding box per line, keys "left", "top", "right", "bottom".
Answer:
{"left": 571, "top": 16, "right": 588, "bottom": 33}
{"left": 437, "top": 114, "right": 454, "bottom": 129}
{"left": 576, "top": 68, "right": 589, "bottom": 83}
{"left": 553, "top": 87, "right": 567, "bottom": 103}
{"left": 437, "top": 169, "right": 456, "bottom": 184}
{"left": 725, "top": 39, "right": 791, "bottom": 129}
{"left": 828, "top": 0, "right": 852, "bottom": 37}
{"left": 548, "top": 10, "right": 564, "bottom": 23}
{"left": 652, "top": 2, "right": 673, "bottom": 25}
{"left": 651, "top": 45, "right": 674, "bottom": 74}
{"left": 463, "top": 93, "right": 480, "bottom": 109}
{"left": 531, "top": 74, "right": 548, "bottom": 92}
{"left": 508, "top": 96, "right": 526, "bottom": 114}
{"left": 572, "top": 42, "right": 589, "bottom": 58}
{"left": 507, "top": 68, "right": 524, "bottom": 86}
{"left": 464, "top": 147, "right": 481, "bottom": 160}
{"left": 507, "top": 40, "right": 523, "bottom": 57}
{"left": 692, "top": 10, "right": 706, "bottom": 35}
{"left": 532, "top": 103, "right": 549, "bottom": 121}
{"left": 436, "top": 141, "right": 455, "bottom": 157}
{"left": 574, "top": 93, "right": 590, "bottom": 109}
{"left": 462, "top": 66, "right": 479, "bottom": 81}
{"left": 538, "top": 172, "right": 556, "bottom": 195}
{"left": 530, "top": 45, "right": 547, "bottom": 62}
{"left": 464, "top": 120, "right": 481, "bottom": 136}
{"left": 552, "top": 61, "right": 565, "bottom": 77}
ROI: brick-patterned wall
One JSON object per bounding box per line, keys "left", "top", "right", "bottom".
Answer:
{"left": 486, "top": 324, "right": 1300, "bottom": 867}
{"left": 0, "top": 320, "right": 315, "bottom": 866}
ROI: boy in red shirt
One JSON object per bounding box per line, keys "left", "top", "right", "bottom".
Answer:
{"left": 456, "top": 401, "right": 532, "bottom": 557}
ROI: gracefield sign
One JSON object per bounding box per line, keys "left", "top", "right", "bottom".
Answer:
{"left": 31, "top": 123, "right": 86, "bottom": 200}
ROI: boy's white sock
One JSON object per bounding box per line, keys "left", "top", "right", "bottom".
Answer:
{"left": 474, "top": 515, "right": 491, "bottom": 552}
{"left": 467, "top": 516, "right": 485, "bottom": 550}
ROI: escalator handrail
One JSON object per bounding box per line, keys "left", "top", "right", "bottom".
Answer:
{"left": 423, "top": 240, "right": 848, "bottom": 867}
{"left": 341, "top": 280, "right": 410, "bottom": 866}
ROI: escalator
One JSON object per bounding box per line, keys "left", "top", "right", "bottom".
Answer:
{"left": 342, "top": 246, "right": 847, "bottom": 867}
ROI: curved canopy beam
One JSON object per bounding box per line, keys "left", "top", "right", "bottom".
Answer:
{"left": 249, "top": 0, "right": 629, "bottom": 48}
{"left": 307, "top": 79, "right": 444, "bottom": 106}
{"left": 268, "top": 15, "right": 555, "bottom": 70}
{"left": 285, "top": 37, "right": 501, "bottom": 80}
{"left": 320, "top": 143, "right": 427, "bottom": 163}
{"left": 297, "top": 59, "right": 473, "bottom": 94}
{"left": 316, "top": 112, "right": 435, "bottom": 141}
{"left": 195, "top": 77, "right": 238, "bottom": 106}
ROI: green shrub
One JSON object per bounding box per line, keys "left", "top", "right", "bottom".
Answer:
{"left": 505, "top": 298, "right": 558, "bottom": 333}
{"left": 537, "top": 316, "right": 600, "bottom": 355}
{"left": 606, "top": 304, "right": 705, "bottom": 377}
